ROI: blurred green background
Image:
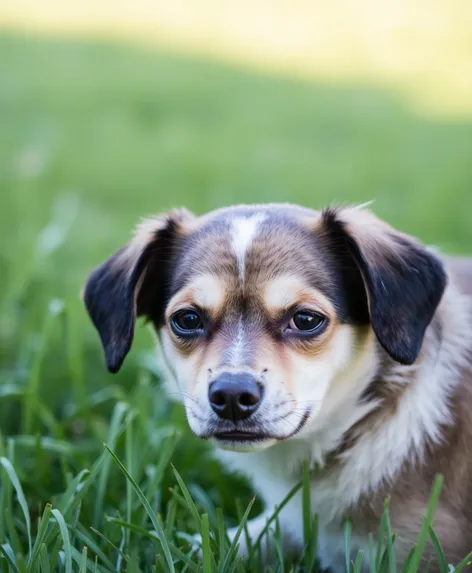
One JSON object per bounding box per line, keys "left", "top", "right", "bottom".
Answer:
{"left": 0, "top": 2, "right": 472, "bottom": 569}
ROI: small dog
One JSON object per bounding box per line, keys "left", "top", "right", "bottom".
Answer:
{"left": 84, "top": 203, "right": 472, "bottom": 571}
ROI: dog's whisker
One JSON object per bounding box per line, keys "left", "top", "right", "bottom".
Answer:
{"left": 167, "top": 391, "right": 203, "bottom": 407}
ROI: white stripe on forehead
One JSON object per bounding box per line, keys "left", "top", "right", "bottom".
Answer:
{"left": 231, "top": 213, "right": 267, "bottom": 282}
{"left": 227, "top": 318, "right": 245, "bottom": 367}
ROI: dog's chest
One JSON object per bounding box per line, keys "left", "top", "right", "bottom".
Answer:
{"left": 216, "top": 444, "right": 371, "bottom": 571}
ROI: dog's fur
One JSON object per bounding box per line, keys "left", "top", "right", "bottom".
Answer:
{"left": 83, "top": 203, "right": 472, "bottom": 571}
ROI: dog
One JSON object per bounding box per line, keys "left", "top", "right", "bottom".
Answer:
{"left": 83, "top": 203, "right": 472, "bottom": 571}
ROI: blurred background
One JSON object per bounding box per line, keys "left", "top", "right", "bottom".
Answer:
{"left": 1, "top": 0, "right": 472, "bottom": 537}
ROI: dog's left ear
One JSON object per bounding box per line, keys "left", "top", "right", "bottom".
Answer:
{"left": 320, "top": 207, "right": 447, "bottom": 365}
{"left": 83, "top": 208, "right": 194, "bottom": 374}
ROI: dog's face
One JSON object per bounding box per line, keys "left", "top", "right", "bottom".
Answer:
{"left": 84, "top": 204, "right": 446, "bottom": 452}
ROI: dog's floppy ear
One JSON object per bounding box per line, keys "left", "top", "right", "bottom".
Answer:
{"left": 320, "top": 207, "right": 447, "bottom": 365}
{"left": 83, "top": 208, "right": 194, "bottom": 373}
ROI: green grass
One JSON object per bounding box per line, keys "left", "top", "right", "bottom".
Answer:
{"left": 1, "top": 30, "right": 472, "bottom": 571}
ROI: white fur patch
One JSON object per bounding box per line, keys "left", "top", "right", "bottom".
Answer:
{"left": 227, "top": 318, "right": 245, "bottom": 367}
{"left": 231, "top": 214, "right": 266, "bottom": 282}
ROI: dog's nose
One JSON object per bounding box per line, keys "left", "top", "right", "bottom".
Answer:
{"left": 208, "top": 372, "right": 262, "bottom": 421}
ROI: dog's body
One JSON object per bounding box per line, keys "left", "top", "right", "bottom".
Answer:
{"left": 84, "top": 203, "right": 472, "bottom": 571}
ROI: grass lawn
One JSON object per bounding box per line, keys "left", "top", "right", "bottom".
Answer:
{"left": 1, "top": 30, "right": 472, "bottom": 571}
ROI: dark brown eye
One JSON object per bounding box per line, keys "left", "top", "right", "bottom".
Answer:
{"left": 171, "top": 310, "right": 204, "bottom": 336}
{"left": 288, "top": 311, "right": 326, "bottom": 333}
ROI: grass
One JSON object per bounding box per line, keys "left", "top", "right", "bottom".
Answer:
{"left": 1, "top": 30, "right": 472, "bottom": 571}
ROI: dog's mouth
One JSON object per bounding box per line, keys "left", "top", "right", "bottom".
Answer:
{"left": 209, "top": 408, "right": 312, "bottom": 443}
{"left": 213, "top": 431, "right": 270, "bottom": 442}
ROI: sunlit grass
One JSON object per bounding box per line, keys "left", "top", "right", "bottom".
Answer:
{"left": 2, "top": 0, "right": 472, "bottom": 115}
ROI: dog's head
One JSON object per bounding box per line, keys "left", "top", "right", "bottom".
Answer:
{"left": 83, "top": 204, "right": 446, "bottom": 451}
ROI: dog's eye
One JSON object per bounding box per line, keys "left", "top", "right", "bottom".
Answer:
{"left": 170, "top": 310, "right": 204, "bottom": 335}
{"left": 288, "top": 311, "right": 326, "bottom": 333}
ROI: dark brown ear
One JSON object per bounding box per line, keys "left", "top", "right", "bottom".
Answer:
{"left": 320, "top": 207, "right": 447, "bottom": 365}
{"left": 83, "top": 209, "right": 194, "bottom": 373}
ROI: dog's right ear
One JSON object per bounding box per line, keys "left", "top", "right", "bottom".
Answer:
{"left": 83, "top": 208, "right": 194, "bottom": 374}
{"left": 319, "top": 206, "right": 446, "bottom": 365}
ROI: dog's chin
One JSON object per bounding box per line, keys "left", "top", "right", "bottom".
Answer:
{"left": 210, "top": 435, "right": 277, "bottom": 452}
{"left": 188, "top": 408, "right": 313, "bottom": 452}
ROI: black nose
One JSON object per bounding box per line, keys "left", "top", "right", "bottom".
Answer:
{"left": 208, "top": 372, "right": 262, "bottom": 421}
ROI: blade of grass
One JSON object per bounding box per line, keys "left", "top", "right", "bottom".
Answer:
{"left": 106, "top": 517, "right": 198, "bottom": 573}
{"left": 0, "top": 544, "right": 19, "bottom": 573}
{"left": 302, "top": 460, "right": 311, "bottom": 553}
{"left": 67, "top": 547, "right": 100, "bottom": 573}
{"left": 79, "top": 547, "right": 88, "bottom": 573}
{"left": 3, "top": 447, "right": 22, "bottom": 556}
{"left": 165, "top": 498, "right": 177, "bottom": 539}
{"left": 252, "top": 463, "right": 321, "bottom": 555}
{"left": 0, "top": 429, "right": 5, "bottom": 542}
{"left": 235, "top": 499, "right": 251, "bottom": 566}
{"left": 144, "top": 433, "right": 179, "bottom": 516}
{"left": 216, "top": 507, "right": 228, "bottom": 569}
{"left": 125, "top": 413, "right": 134, "bottom": 549}
{"left": 48, "top": 534, "right": 64, "bottom": 573}
{"left": 11, "top": 436, "right": 95, "bottom": 458}
{"left": 353, "top": 550, "right": 364, "bottom": 573}
{"left": 45, "top": 469, "right": 90, "bottom": 541}
{"left": 94, "top": 403, "right": 129, "bottom": 524}
{"left": 89, "top": 527, "right": 130, "bottom": 567}
{"left": 376, "top": 502, "right": 389, "bottom": 571}
{"left": 43, "top": 453, "right": 106, "bottom": 548}
{"left": 220, "top": 496, "right": 256, "bottom": 573}
{"left": 189, "top": 484, "right": 218, "bottom": 530}
{"left": 253, "top": 482, "right": 302, "bottom": 551}
{"left": 304, "top": 513, "right": 318, "bottom": 573}
{"left": 16, "top": 553, "right": 27, "bottom": 573}
{"left": 171, "top": 466, "right": 202, "bottom": 531}
{"left": 69, "top": 547, "right": 98, "bottom": 573}
{"left": 384, "top": 498, "right": 396, "bottom": 573}
{"left": 169, "top": 488, "right": 191, "bottom": 515}
{"left": 454, "top": 549, "right": 472, "bottom": 572}
{"left": 51, "top": 509, "right": 72, "bottom": 573}
{"left": 105, "top": 445, "right": 175, "bottom": 573}
{"left": 378, "top": 547, "right": 390, "bottom": 573}
{"left": 65, "top": 305, "right": 90, "bottom": 428}
{"left": 0, "top": 457, "right": 32, "bottom": 556}
{"left": 39, "top": 544, "right": 50, "bottom": 573}
{"left": 23, "top": 300, "right": 64, "bottom": 434}
{"left": 63, "top": 387, "right": 127, "bottom": 423}
{"left": 201, "top": 514, "right": 212, "bottom": 573}
{"left": 27, "top": 504, "right": 52, "bottom": 570}
{"left": 406, "top": 475, "right": 443, "bottom": 573}
{"left": 401, "top": 547, "right": 416, "bottom": 573}
{"left": 344, "top": 517, "right": 352, "bottom": 573}
{"left": 272, "top": 521, "right": 285, "bottom": 573}
{"left": 368, "top": 533, "right": 376, "bottom": 573}
{"left": 428, "top": 526, "right": 448, "bottom": 573}
{"left": 72, "top": 524, "right": 116, "bottom": 572}
{"left": 172, "top": 466, "right": 217, "bottom": 571}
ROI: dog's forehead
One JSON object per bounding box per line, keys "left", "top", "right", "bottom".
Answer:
{"left": 171, "top": 205, "right": 333, "bottom": 297}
